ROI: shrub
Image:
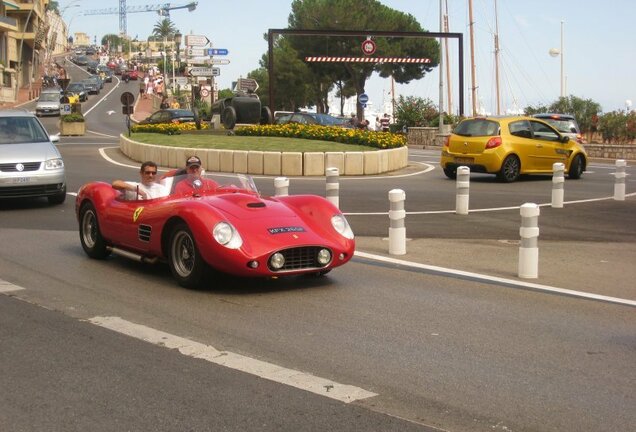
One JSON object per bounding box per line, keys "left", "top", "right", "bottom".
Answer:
{"left": 61, "top": 112, "right": 85, "bottom": 122}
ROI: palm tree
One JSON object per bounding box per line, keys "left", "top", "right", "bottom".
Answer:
{"left": 152, "top": 19, "right": 177, "bottom": 41}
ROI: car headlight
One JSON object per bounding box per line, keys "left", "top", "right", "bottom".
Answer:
{"left": 45, "top": 158, "right": 64, "bottom": 170}
{"left": 331, "top": 214, "right": 354, "bottom": 239}
{"left": 213, "top": 221, "right": 242, "bottom": 249}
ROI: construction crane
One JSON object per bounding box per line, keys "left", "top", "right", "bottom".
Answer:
{"left": 83, "top": 1, "right": 198, "bottom": 36}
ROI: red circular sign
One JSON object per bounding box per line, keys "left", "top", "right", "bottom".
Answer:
{"left": 361, "top": 39, "right": 376, "bottom": 56}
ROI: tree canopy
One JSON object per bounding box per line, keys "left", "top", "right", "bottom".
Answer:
{"left": 152, "top": 19, "right": 177, "bottom": 40}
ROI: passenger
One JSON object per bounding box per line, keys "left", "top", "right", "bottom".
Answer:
{"left": 172, "top": 155, "right": 218, "bottom": 195}
{"left": 112, "top": 161, "right": 168, "bottom": 200}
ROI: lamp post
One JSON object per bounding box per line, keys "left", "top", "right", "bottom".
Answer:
{"left": 549, "top": 20, "right": 565, "bottom": 98}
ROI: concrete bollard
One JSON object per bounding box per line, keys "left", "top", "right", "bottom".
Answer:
{"left": 325, "top": 167, "right": 340, "bottom": 208}
{"left": 455, "top": 166, "right": 470, "bottom": 215}
{"left": 551, "top": 162, "right": 565, "bottom": 208}
{"left": 614, "top": 159, "right": 627, "bottom": 201}
{"left": 518, "top": 203, "right": 540, "bottom": 279}
{"left": 274, "top": 177, "right": 289, "bottom": 197}
{"left": 388, "top": 189, "right": 406, "bottom": 255}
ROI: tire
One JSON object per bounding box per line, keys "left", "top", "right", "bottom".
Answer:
{"left": 48, "top": 184, "right": 66, "bottom": 205}
{"left": 223, "top": 106, "right": 237, "bottom": 130}
{"left": 260, "top": 106, "right": 272, "bottom": 125}
{"left": 79, "top": 202, "right": 110, "bottom": 259}
{"left": 497, "top": 155, "right": 521, "bottom": 182}
{"left": 568, "top": 154, "right": 584, "bottom": 179}
{"left": 443, "top": 167, "right": 457, "bottom": 179}
{"left": 168, "top": 223, "right": 207, "bottom": 288}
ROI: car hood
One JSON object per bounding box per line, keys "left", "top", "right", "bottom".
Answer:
{"left": 206, "top": 193, "right": 299, "bottom": 221}
{"left": 0, "top": 142, "right": 60, "bottom": 163}
{"left": 36, "top": 101, "right": 60, "bottom": 108}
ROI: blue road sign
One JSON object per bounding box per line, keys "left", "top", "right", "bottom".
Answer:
{"left": 358, "top": 93, "right": 369, "bottom": 104}
{"left": 206, "top": 48, "right": 229, "bottom": 56}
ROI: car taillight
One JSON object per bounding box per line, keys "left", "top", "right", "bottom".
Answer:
{"left": 485, "top": 137, "right": 502, "bottom": 149}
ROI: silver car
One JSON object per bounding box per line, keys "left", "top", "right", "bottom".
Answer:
{"left": 0, "top": 109, "right": 66, "bottom": 205}
{"left": 35, "top": 89, "right": 62, "bottom": 117}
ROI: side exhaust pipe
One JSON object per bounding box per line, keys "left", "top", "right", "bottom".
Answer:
{"left": 108, "top": 246, "right": 159, "bottom": 264}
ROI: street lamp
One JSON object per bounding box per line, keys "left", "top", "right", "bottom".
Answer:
{"left": 549, "top": 20, "right": 565, "bottom": 98}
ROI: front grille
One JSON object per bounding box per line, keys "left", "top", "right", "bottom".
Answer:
{"left": 268, "top": 246, "right": 331, "bottom": 272}
{"left": 0, "top": 183, "right": 64, "bottom": 198}
{"left": 0, "top": 162, "right": 41, "bottom": 172}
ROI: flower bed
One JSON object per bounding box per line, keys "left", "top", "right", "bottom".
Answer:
{"left": 130, "top": 122, "right": 210, "bottom": 135}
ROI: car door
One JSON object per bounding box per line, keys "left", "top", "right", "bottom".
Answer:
{"left": 529, "top": 120, "right": 566, "bottom": 171}
{"left": 505, "top": 120, "right": 541, "bottom": 171}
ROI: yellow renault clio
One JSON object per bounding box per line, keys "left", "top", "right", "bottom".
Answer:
{"left": 441, "top": 116, "right": 587, "bottom": 182}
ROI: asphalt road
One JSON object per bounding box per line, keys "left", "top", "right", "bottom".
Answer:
{"left": 1, "top": 60, "right": 635, "bottom": 432}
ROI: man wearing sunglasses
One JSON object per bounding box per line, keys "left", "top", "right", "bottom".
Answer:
{"left": 112, "top": 161, "right": 169, "bottom": 200}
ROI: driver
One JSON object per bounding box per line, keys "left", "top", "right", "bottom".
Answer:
{"left": 112, "top": 161, "right": 169, "bottom": 200}
{"left": 172, "top": 155, "right": 217, "bottom": 195}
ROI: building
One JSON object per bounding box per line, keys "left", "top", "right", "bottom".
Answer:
{"left": 1, "top": 0, "right": 50, "bottom": 105}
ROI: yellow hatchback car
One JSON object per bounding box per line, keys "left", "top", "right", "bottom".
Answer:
{"left": 441, "top": 116, "right": 588, "bottom": 182}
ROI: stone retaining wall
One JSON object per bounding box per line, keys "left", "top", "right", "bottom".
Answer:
{"left": 119, "top": 135, "right": 408, "bottom": 176}
{"left": 407, "top": 126, "right": 451, "bottom": 148}
{"left": 584, "top": 144, "right": 636, "bottom": 161}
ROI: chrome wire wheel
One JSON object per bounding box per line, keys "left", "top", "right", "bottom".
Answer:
{"left": 171, "top": 230, "right": 196, "bottom": 278}
{"left": 81, "top": 209, "right": 97, "bottom": 249}
{"left": 79, "top": 202, "right": 110, "bottom": 259}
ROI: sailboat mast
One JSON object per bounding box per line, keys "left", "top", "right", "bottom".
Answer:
{"left": 468, "top": 0, "right": 478, "bottom": 116}
{"left": 438, "top": 0, "right": 445, "bottom": 131}
{"left": 444, "top": 1, "right": 452, "bottom": 115}
{"left": 494, "top": 0, "right": 501, "bottom": 115}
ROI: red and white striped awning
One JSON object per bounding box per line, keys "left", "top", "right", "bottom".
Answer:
{"left": 305, "top": 56, "right": 431, "bottom": 63}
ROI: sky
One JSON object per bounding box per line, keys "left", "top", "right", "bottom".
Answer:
{"left": 64, "top": 0, "right": 636, "bottom": 115}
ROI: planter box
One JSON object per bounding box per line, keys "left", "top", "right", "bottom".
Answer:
{"left": 59, "top": 121, "right": 85, "bottom": 136}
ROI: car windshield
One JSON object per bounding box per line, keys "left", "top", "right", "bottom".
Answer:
{"left": 39, "top": 93, "right": 60, "bottom": 102}
{"left": 541, "top": 118, "right": 578, "bottom": 134}
{"left": 160, "top": 173, "right": 259, "bottom": 197}
{"left": 0, "top": 116, "right": 51, "bottom": 144}
{"left": 67, "top": 84, "right": 83, "bottom": 91}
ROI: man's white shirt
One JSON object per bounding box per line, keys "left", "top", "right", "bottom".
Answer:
{"left": 123, "top": 181, "right": 168, "bottom": 200}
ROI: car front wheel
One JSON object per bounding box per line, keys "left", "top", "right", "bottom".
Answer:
{"left": 497, "top": 155, "right": 521, "bottom": 182}
{"left": 168, "top": 223, "right": 207, "bottom": 288}
{"left": 79, "top": 202, "right": 110, "bottom": 259}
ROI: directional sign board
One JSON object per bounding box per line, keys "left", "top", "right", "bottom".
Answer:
{"left": 187, "top": 47, "right": 205, "bottom": 57}
{"left": 187, "top": 67, "right": 220, "bottom": 77}
{"left": 208, "top": 58, "right": 230, "bottom": 65}
{"left": 185, "top": 34, "right": 210, "bottom": 47}
{"left": 237, "top": 78, "right": 258, "bottom": 92}
{"left": 206, "top": 48, "right": 229, "bottom": 56}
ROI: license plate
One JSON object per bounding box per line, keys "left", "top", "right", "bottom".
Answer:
{"left": 455, "top": 157, "right": 474, "bottom": 164}
{"left": 13, "top": 177, "right": 30, "bottom": 184}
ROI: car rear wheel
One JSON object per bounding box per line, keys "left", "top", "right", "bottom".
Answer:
{"left": 568, "top": 154, "right": 584, "bottom": 179}
{"left": 223, "top": 106, "right": 237, "bottom": 130}
{"left": 497, "top": 155, "right": 521, "bottom": 182}
{"left": 443, "top": 166, "right": 457, "bottom": 179}
{"left": 79, "top": 202, "right": 110, "bottom": 259}
{"left": 168, "top": 223, "right": 207, "bottom": 288}
{"left": 260, "top": 106, "right": 272, "bottom": 125}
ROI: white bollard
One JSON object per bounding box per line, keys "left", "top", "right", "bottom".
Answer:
{"left": 551, "top": 162, "right": 565, "bottom": 208}
{"left": 274, "top": 177, "right": 289, "bottom": 197}
{"left": 614, "top": 159, "right": 627, "bottom": 201}
{"left": 325, "top": 167, "right": 340, "bottom": 208}
{"left": 455, "top": 166, "right": 470, "bottom": 215}
{"left": 388, "top": 189, "right": 406, "bottom": 255}
{"left": 518, "top": 203, "right": 540, "bottom": 279}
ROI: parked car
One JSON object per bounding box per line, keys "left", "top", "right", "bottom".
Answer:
{"left": 138, "top": 109, "right": 196, "bottom": 125}
{"left": 440, "top": 116, "right": 587, "bottom": 182}
{"left": 0, "top": 109, "right": 66, "bottom": 204}
{"left": 275, "top": 112, "right": 350, "bottom": 127}
{"left": 76, "top": 173, "right": 355, "bottom": 288}
{"left": 532, "top": 113, "right": 584, "bottom": 144}
{"left": 65, "top": 82, "right": 88, "bottom": 102}
{"left": 80, "top": 78, "right": 100, "bottom": 95}
{"left": 35, "top": 89, "right": 62, "bottom": 117}
{"left": 211, "top": 93, "right": 272, "bottom": 130}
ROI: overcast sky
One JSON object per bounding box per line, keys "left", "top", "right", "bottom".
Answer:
{"left": 66, "top": 0, "right": 636, "bottom": 115}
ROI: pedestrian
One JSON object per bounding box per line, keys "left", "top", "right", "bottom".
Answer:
{"left": 380, "top": 113, "right": 390, "bottom": 132}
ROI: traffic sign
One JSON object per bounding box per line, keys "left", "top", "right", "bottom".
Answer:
{"left": 187, "top": 67, "right": 220, "bottom": 77}
{"left": 206, "top": 48, "right": 228, "bottom": 56}
{"left": 185, "top": 34, "right": 210, "bottom": 47}
{"left": 208, "top": 58, "right": 230, "bottom": 65}
{"left": 358, "top": 93, "right": 369, "bottom": 104}
{"left": 120, "top": 91, "right": 135, "bottom": 106}
{"left": 237, "top": 78, "right": 258, "bottom": 92}
{"left": 187, "top": 47, "right": 205, "bottom": 57}
{"left": 361, "top": 38, "right": 376, "bottom": 55}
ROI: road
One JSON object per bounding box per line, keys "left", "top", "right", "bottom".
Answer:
{"left": 1, "top": 60, "right": 635, "bottom": 431}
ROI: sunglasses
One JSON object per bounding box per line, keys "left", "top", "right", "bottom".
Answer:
{"left": 143, "top": 171, "right": 157, "bottom": 175}
{"left": 187, "top": 165, "right": 201, "bottom": 170}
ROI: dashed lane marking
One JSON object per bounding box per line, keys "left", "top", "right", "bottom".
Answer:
{"left": 88, "top": 316, "right": 378, "bottom": 403}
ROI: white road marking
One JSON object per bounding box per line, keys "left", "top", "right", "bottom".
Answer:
{"left": 354, "top": 251, "right": 636, "bottom": 307}
{"left": 88, "top": 316, "right": 378, "bottom": 403}
{"left": 0, "top": 279, "right": 25, "bottom": 293}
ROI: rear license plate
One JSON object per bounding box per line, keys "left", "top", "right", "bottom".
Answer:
{"left": 13, "top": 177, "right": 30, "bottom": 184}
{"left": 455, "top": 157, "right": 474, "bottom": 164}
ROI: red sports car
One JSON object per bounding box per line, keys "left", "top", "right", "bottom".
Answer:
{"left": 75, "top": 173, "right": 355, "bottom": 288}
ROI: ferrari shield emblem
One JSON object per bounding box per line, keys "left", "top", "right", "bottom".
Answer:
{"left": 133, "top": 207, "right": 144, "bottom": 222}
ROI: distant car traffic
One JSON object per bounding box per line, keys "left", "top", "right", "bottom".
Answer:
{"left": 0, "top": 109, "right": 66, "bottom": 204}
{"left": 65, "top": 82, "right": 88, "bottom": 102}
{"left": 532, "top": 113, "right": 584, "bottom": 144}
{"left": 441, "top": 116, "right": 588, "bottom": 182}
{"left": 138, "top": 109, "right": 196, "bottom": 125}
{"left": 275, "top": 112, "right": 351, "bottom": 128}
{"left": 80, "top": 78, "right": 100, "bottom": 95}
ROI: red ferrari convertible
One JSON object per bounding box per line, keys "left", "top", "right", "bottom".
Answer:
{"left": 75, "top": 173, "right": 355, "bottom": 288}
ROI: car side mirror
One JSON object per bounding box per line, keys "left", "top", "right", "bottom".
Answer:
{"left": 561, "top": 135, "right": 570, "bottom": 144}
